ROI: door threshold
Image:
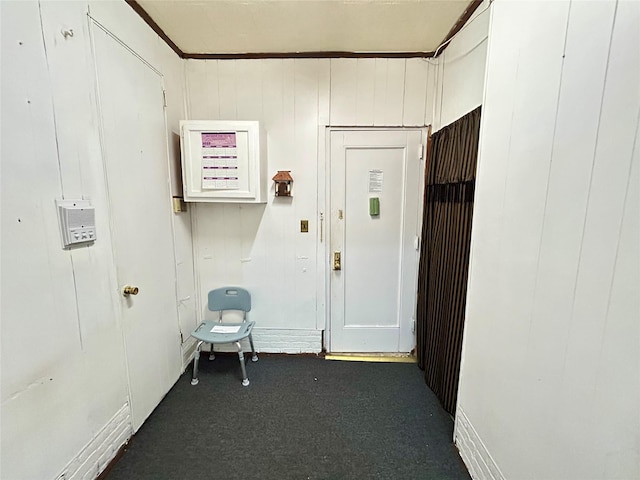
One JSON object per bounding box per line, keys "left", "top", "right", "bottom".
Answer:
{"left": 325, "top": 353, "right": 416, "bottom": 363}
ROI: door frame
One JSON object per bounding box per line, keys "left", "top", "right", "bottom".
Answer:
{"left": 320, "top": 127, "right": 428, "bottom": 353}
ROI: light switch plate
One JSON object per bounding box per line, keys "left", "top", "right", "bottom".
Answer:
{"left": 300, "top": 220, "right": 309, "bottom": 233}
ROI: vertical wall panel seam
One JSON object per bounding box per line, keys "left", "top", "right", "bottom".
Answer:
{"left": 36, "top": 0, "right": 66, "bottom": 196}
{"left": 37, "top": 0, "right": 86, "bottom": 350}
{"left": 328, "top": 58, "right": 332, "bottom": 124}
{"left": 380, "top": 58, "right": 388, "bottom": 124}
{"left": 68, "top": 254, "right": 84, "bottom": 349}
{"left": 293, "top": 59, "right": 299, "bottom": 323}
{"left": 183, "top": 62, "right": 202, "bottom": 333}
{"left": 428, "top": 58, "right": 438, "bottom": 128}
{"left": 234, "top": 60, "right": 239, "bottom": 120}
{"left": 214, "top": 60, "right": 221, "bottom": 119}
{"left": 401, "top": 59, "right": 408, "bottom": 126}
{"left": 525, "top": 0, "right": 572, "bottom": 341}
{"left": 202, "top": 59, "right": 209, "bottom": 117}
{"left": 260, "top": 59, "right": 265, "bottom": 120}
{"left": 184, "top": 60, "right": 192, "bottom": 119}
{"left": 159, "top": 66, "right": 184, "bottom": 344}
{"left": 593, "top": 108, "right": 640, "bottom": 384}
{"left": 181, "top": 57, "right": 189, "bottom": 120}
{"left": 282, "top": 59, "right": 287, "bottom": 125}
{"left": 314, "top": 59, "right": 319, "bottom": 325}
{"left": 563, "top": 0, "right": 619, "bottom": 374}
{"left": 355, "top": 58, "right": 360, "bottom": 124}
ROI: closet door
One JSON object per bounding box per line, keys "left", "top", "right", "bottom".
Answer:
{"left": 93, "top": 23, "right": 181, "bottom": 431}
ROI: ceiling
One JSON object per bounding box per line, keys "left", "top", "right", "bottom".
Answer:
{"left": 134, "top": 0, "right": 475, "bottom": 57}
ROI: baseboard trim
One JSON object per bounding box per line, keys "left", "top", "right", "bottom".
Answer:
{"left": 252, "top": 328, "right": 322, "bottom": 353}
{"left": 95, "top": 438, "right": 129, "bottom": 480}
{"left": 454, "top": 408, "right": 505, "bottom": 480}
{"left": 56, "top": 403, "right": 132, "bottom": 480}
{"left": 181, "top": 336, "right": 198, "bottom": 371}
{"left": 185, "top": 328, "right": 323, "bottom": 355}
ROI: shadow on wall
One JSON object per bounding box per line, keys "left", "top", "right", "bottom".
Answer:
{"left": 195, "top": 202, "right": 268, "bottom": 288}
{"left": 195, "top": 203, "right": 267, "bottom": 352}
{"left": 169, "top": 132, "right": 183, "bottom": 196}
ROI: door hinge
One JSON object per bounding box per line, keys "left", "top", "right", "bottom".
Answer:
{"left": 411, "top": 318, "right": 416, "bottom": 334}
{"left": 419, "top": 144, "right": 425, "bottom": 160}
{"left": 414, "top": 235, "right": 420, "bottom": 251}
{"left": 162, "top": 90, "right": 167, "bottom": 108}
{"left": 179, "top": 330, "right": 184, "bottom": 343}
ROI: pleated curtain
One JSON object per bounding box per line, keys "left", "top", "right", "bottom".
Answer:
{"left": 417, "top": 106, "right": 481, "bottom": 415}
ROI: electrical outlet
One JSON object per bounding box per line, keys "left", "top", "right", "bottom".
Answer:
{"left": 300, "top": 220, "right": 309, "bottom": 233}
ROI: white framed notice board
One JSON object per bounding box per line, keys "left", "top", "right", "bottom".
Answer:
{"left": 180, "top": 120, "right": 267, "bottom": 203}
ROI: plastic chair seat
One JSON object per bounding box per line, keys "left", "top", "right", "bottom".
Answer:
{"left": 192, "top": 320, "right": 255, "bottom": 344}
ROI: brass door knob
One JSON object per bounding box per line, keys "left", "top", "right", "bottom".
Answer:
{"left": 123, "top": 285, "right": 139, "bottom": 296}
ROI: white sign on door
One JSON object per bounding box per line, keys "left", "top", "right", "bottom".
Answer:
{"left": 368, "top": 169, "right": 384, "bottom": 193}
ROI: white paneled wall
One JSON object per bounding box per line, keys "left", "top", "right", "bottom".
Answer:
{"left": 6, "top": 0, "right": 635, "bottom": 478}
{"left": 185, "top": 57, "right": 444, "bottom": 350}
{"left": 1, "top": 0, "right": 492, "bottom": 476}
{"left": 161, "top": 41, "right": 198, "bottom": 356}
{"left": 188, "top": 58, "right": 435, "bottom": 125}
{"left": 1, "top": 3, "right": 129, "bottom": 479}
{"left": 456, "top": 1, "right": 639, "bottom": 479}
{"left": 0, "top": 1, "right": 186, "bottom": 478}
{"left": 434, "top": 0, "right": 490, "bottom": 132}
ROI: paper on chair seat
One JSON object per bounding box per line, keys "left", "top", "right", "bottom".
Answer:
{"left": 210, "top": 325, "right": 241, "bottom": 334}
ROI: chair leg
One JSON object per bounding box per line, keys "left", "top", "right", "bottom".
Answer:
{"left": 191, "top": 341, "right": 204, "bottom": 385}
{"left": 235, "top": 341, "right": 250, "bottom": 386}
{"left": 249, "top": 333, "right": 258, "bottom": 362}
{"left": 209, "top": 343, "right": 215, "bottom": 361}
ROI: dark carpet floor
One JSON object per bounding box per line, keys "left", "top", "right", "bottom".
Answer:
{"left": 105, "top": 355, "right": 471, "bottom": 480}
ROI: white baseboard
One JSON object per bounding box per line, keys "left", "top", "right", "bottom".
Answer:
{"left": 252, "top": 328, "right": 322, "bottom": 353}
{"left": 183, "top": 328, "right": 323, "bottom": 361}
{"left": 56, "top": 403, "right": 132, "bottom": 480}
{"left": 455, "top": 408, "right": 505, "bottom": 480}
{"left": 181, "top": 336, "right": 198, "bottom": 371}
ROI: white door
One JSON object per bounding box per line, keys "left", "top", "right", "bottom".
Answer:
{"left": 329, "top": 129, "right": 424, "bottom": 352}
{"left": 93, "top": 26, "right": 182, "bottom": 431}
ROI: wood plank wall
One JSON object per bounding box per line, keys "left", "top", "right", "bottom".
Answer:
{"left": 1, "top": 1, "right": 188, "bottom": 478}
{"left": 456, "top": 0, "right": 640, "bottom": 478}
{"left": 185, "top": 58, "right": 437, "bottom": 332}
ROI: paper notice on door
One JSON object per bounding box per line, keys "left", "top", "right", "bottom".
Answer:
{"left": 368, "top": 169, "right": 383, "bottom": 193}
{"left": 210, "top": 325, "right": 241, "bottom": 334}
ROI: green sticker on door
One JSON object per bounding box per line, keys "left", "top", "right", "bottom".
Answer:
{"left": 369, "top": 197, "right": 380, "bottom": 216}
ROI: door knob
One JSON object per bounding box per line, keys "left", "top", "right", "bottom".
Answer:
{"left": 123, "top": 285, "right": 139, "bottom": 296}
{"left": 333, "top": 251, "right": 341, "bottom": 270}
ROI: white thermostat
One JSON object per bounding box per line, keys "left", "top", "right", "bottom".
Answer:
{"left": 57, "top": 199, "right": 96, "bottom": 248}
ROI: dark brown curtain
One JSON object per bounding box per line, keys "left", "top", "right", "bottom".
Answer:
{"left": 417, "top": 106, "right": 481, "bottom": 415}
